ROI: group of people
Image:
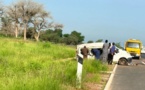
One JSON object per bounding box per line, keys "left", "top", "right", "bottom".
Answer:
{"left": 80, "top": 40, "right": 116, "bottom": 65}
{"left": 102, "top": 40, "right": 116, "bottom": 65}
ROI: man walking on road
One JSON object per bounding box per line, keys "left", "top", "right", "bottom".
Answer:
{"left": 102, "top": 40, "right": 110, "bottom": 63}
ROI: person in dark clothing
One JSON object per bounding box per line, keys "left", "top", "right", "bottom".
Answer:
{"left": 108, "top": 42, "right": 116, "bottom": 65}
{"left": 91, "top": 49, "right": 100, "bottom": 60}
{"left": 81, "top": 46, "right": 89, "bottom": 59}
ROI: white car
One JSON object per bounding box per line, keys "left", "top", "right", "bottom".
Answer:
{"left": 76, "top": 42, "right": 132, "bottom": 65}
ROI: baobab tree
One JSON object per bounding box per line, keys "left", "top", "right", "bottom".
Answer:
{"left": 6, "top": 0, "right": 63, "bottom": 41}
{"left": 31, "top": 10, "right": 52, "bottom": 41}
{"left": 0, "top": 2, "right": 3, "bottom": 17}
{"left": 1, "top": 15, "right": 13, "bottom": 36}
{"left": 7, "top": 4, "right": 20, "bottom": 38}
{"left": 16, "top": 0, "right": 48, "bottom": 40}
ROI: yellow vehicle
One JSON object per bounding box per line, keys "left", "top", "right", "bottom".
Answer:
{"left": 125, "top": 39, "right": 142, "bottom": 59}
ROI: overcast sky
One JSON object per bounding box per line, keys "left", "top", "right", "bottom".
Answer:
{"left": 2, "top": 0, "right": 145, "bottom": 46}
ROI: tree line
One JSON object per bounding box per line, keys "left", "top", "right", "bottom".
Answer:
{"left": 0, "top": 0, "right": 123, "bottom": 48}
{"left": 0, "top": 0, "right": 84, "bottom": 45}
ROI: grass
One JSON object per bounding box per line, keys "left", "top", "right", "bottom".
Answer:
{"left": 0, "top": 36, "right": 109, "bottom": 90}
{"left": 82, "top": 60, "right": 108, "bottom": 83}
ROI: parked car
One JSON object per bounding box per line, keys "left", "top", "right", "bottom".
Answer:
{"left": 76, "top": 42, "right": 132, "bottom": 65}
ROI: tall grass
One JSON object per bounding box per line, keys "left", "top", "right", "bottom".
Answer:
{"left": 0, "top": 37, "right": 108, "bottom": 90}
{"left": 82, "top": 60, "right": 108, "bottom": 84}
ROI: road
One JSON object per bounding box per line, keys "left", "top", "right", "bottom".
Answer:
{"left": 110, "top": 53, "right": 145, "bottom": 90}
{"left": 141, "top": 53, "right": 145, "bottom": 58}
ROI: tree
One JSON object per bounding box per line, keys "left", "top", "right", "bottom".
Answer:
{"left": 115, "top": 42, "right": 124, "bottom": 49}
{"left": 62, "top": 35, "right": 78, "bottom": 45}
{"left": 63, "top": 34, "right": 69, "bottom": 37}
{"left": 0, "top": 2, "right": 4, "bottom": 17}
{"left": 39, "top": 22, "right": 64, "bottom": 43}
{"left": 0, "top": 2, "right": 4, "bottom": 31}
{"left": 31, "top": 9, "right": 52, "bottom": 41}
{"left": 53, "top": 23, "right": 63, "bottom": 30}
{"left": 48, "top": 22, "right": 63, "bottom": 37}
{"left": 96, "top": 39, "right": 103, "bottom": 42}
{"left": 1, "top": 15, "right": 13, "bottom": 36}
{"left": 40, "top": 28, "right": 63, "bottom": 43}
{"left": 87, "top": 40, "right": 93, "bottom": 43}
{"left": 16, "top": 0, "right": 46, "bottom": 40}
{"left": 39, "top": 30, "right": 51, "bottom": 41}
{"left": 61, "top": 31, "right": 84, "bottom": 45}
{"left": 26, "top": 27, "right": 34, "bottom": 39}
{"left": 7, "top": 4, "right": 21, "bottom": 38}
{"left": 70, "top": 31, "right": 84, "bottom": 44}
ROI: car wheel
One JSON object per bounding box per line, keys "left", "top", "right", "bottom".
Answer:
{"left": 118, "top": 58, "right": 127, "bottom": 65}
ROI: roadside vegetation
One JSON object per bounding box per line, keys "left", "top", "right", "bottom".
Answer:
{"left": 0, "top": 36, "right": 109, "bottom": 90}
{"left": 0, "top": 1, "right": 118, "bottom": 89}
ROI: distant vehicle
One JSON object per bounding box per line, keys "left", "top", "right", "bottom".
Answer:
{"left": 141, "top": 46, "right": 145, "bottom": 54}
{"left": 76, "top": 42, "right": 132, "bottom": 65}
{"left": 124, "top": 39, "right": 142, "bottom": 59}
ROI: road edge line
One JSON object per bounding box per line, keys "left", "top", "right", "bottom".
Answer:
{"left": 104, "top": 64, "right": 118, "bottom": 90}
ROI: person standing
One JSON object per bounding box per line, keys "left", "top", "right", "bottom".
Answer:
{"left": 102, "top": 40, "right": 110, "bottom": 63}
{"left": 81, "top": 46, "right": 89, "bottom": 59}
{"left": 108, "top": 42, "right": 116, "bottom": 65}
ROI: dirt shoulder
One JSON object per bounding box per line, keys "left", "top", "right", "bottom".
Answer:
{"left": 84, "top": 64, "right": 115, "bottom": 90}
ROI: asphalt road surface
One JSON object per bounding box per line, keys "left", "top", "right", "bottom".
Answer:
{"left": 110, "top": 53, "right": 145, "bottom": 90}
{"left": 141, "top": 53, "right": 145, "bottom": 59}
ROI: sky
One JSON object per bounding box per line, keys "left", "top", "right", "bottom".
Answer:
{"left": 2, "top": 0, "right": 145, "bottom": 46}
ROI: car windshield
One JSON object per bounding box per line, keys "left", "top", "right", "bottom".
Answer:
{"left": 127, "top": 42, "right": 140, "bottom": 48}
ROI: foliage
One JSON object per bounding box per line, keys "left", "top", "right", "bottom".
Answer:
{"left": 40, "top": 30, "right": 84, "bottom": 45}
{"left": 26, "top": 27, "right": 35, "bottom": 39}
{"left": 70, "top": 31, "right": 84, "bottom": 44}
{"left": 0, "top": 0, "right": 85, "bottom": 44}
{"left": 0, "top": 16, "right": 13, "bottom": 36}
{"left": 40, "top": 29, "right": 62, "bottom": 43}
{"left": 83, "top": 60, "right": 108, "bottom": 73}
{"left": 96, "top": 39, "right": 103, "bottom": 42}
{"left": 0, "top": 37, "right": 75, "bottom": 90}
{"left": 0, "top": 37, "right": 109, "bottom": 90}
{"left": 62, "top": 35, "right": 79, "bottom": 45}
{"left": 82, "top": 60, "right": 108, "bottom": 85}
{"left": 115, "top": 42, "right": 124, "bottom": 49}
{"left": 87, "top": 40, "right": 94, "bottom": 43}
